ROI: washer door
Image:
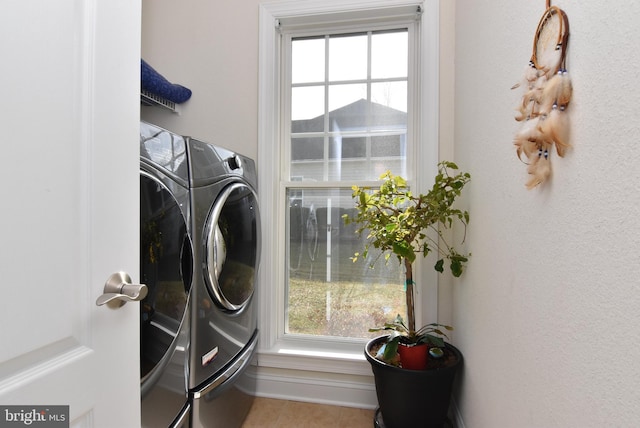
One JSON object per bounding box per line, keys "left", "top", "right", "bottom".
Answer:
{"left": 140, "top": 172, "right": 192, "bottom": 381}
{"left": 204, "top": 182, "right": 259, "bottom": 312}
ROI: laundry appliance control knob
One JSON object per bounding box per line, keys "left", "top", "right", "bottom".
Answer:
{"left": 227, "top": 155, "right": 242, "bottom": 170}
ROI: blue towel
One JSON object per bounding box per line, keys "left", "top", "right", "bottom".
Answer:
{"left": 141, "top": 59, "right": 192, "bottom": 104}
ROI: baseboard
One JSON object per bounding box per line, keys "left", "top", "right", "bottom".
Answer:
{"left": 247, "top": 364, "right": 378, "bottom": 409}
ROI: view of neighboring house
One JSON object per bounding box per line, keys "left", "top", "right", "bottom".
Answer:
{"left": 289, "top": 99, "right": 407, "bottom": 283}
{"left": 290, "top": 98, "right": 407, "bottom": 183}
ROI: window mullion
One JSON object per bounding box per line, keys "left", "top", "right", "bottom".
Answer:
{"left": 282, "top": 33, "right": 293, "bottom": 182}
{"left": 366, "top": 30, "right": 373, "bottom": 174}
{"left": 323, "top": 35, "right": 330, "bottom": 182}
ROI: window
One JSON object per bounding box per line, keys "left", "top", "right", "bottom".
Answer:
{"left": 282, "top": 14, "right": 420, "bottom": 341}
{"left": 289, "top": 30, "right": 409, "bottom": 183}
{"left": 258, "top": 0, "right": 439, "bottom": 359}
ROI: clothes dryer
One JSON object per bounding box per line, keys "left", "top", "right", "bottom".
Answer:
{"left": 186, "top": 138, "right": 260, "bottom": 428}
{"left": 139, "top": 122, "right": 193, "bottom": 428}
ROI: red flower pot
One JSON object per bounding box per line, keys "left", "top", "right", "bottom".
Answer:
{"left": 397, "top": 343, "right": 428, "bottom": 370}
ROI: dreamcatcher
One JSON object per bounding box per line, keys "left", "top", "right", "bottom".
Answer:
{"left": 512, "top": 1, "right": 571, "bottom": 189}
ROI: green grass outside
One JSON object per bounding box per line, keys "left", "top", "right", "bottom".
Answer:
{"left": 288, "top": 277, "right": 407, "bottom": 339}
{"left": 287, "top": 221, "right": 408, "bottom": 339}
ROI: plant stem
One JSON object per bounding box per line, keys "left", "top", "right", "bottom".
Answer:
{"left": 404, "top": 258, "right": 416, "bottom": 333}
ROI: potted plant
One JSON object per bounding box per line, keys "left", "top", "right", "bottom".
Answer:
{"left": 343, "top": 161, "right": 471, "bottom": 428}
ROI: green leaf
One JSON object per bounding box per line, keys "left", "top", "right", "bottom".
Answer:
{"left": 393, "top": 241, "right": 415, "bottom": 263}
{"left": 424, "top": 334, "right": 445, "bottom": 348}
{"left": 434, "top": 259, "right": 444, "bottom": 273}
{"left": 383, "top": 336, "right": 400, "bottom": 361}
{"left": 394, "top": 175, "right": 407, "bottom": 187}
{"left": 359, "top": 191, "right": 367, "bottom": 205}
{"left": 451, "top": 259, "right": 463, "bottom": 277}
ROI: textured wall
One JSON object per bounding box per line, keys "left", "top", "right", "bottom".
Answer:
{"left": 453, "top": 1, "right": 640, "bottom": 426}
{"left": 141, "top": 0, "right": 260, "bottom": 159}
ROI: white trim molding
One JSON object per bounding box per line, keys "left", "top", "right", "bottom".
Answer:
{"left": 248, "top": 364, "right": 378, "bottom": 409}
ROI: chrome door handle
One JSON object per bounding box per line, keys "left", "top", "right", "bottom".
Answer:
{"left": 96, "top": 272, "right": 148, "bottom": 307}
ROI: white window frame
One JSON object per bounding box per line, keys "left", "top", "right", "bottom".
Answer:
{"left": 257, "top": 0, "right": 440, "bottom": 375}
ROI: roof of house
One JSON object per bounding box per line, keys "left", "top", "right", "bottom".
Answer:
{"left": 292, "top": 98, "right": 407, "bottom": 133}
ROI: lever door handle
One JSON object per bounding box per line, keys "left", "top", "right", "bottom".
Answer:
{"left": 96, "top": 272, "right": 148, "bottom": 307}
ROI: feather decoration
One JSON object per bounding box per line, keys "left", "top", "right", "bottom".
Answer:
{"left": 515, "top": 140, "right": 539, "bottom": 164}
{"left": 515, "top": 93, "right": 538, "bottom": 121}
{"left": 526, "top": 62, "right": 540, "bottom": 84}
{"left": 525, "top": 146, "right": 552, "bottom": 189}
{"left": 530, "top": 74, "right": 547, "bottom": 105}
{"left": 512, "top": 6, "right": 572, "bottom": 189}
{"left": 538, "top": 105, "right": 571, "bottom": 157}
{"left": 516, "top": 72, "right": 546, "bottom": 120}
{"left": 539, "top": 72, "right": 562, "bottom": 113}
{"left": 511, "top": 62, "right": 540, "bottom": 90}
{"left": 514, "top": 117, "right": 542, "bottom": 145}
{"left": 535, "top": 74, "right": 548, "bottom": 90}
{"left": 514, "top": 117, "right": 542, "bottom": 161}
{"left": 540, "top": 69, "right": 573, "bottom": 113}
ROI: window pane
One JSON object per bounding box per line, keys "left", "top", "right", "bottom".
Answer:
{"left": 371, "top": 31, "right": 408, "bottom": 79}
{"left": 329, "top": 136, "right": 366, "bottom": 159}
{"left": 292, "top": 86, "right": 325, "bottom": 124}
{"left": 371, "top": 134, "right": 405, "bottom": 158}
{"left": 326, "top": 158, "right": 368, "bottom": 181}
{"left": 291, "top": 136, "right": 324, "bottom": 162}
{"left": 327, "top": 84, "right": 367, "bottom": 131}
{"left": 370, "top": 134, "right": 407, "bottom": 178}
{"left": 286, "top": 188, "right": 407, "bottom": 339}
{"left": 291, "top": 159, "right": 325, "bottom": 181}
{"left": 371, "top": 81, "right": 407, "bottom": 116}
{"left": 290, "top": 136, "right": 407, "bottom": 182}
{"left": 328, "top": 33, "right": 367, "bottom": 81}
{"left": 292, "top": 37, "right": 325, "bottom": 84}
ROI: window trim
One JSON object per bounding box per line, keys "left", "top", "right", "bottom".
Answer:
{"left": 258, "top": 0, "right": 440, "bottom": 368}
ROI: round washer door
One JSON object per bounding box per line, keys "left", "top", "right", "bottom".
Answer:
{"left": 139, "top": 172, "right": 192, "bottom": 381}
{"left": 204, "top": 182, "right": 260, "bottom": 312}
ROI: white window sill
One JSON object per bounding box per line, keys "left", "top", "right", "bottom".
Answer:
{"left": 256, "top": 337, "right": 374, "bottom": 377}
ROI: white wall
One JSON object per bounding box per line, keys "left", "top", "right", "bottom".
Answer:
{"left": 453, "top": 1, "right": 640, "bottom": 426}
{"left": 141, "top": 0, "right": 260, "bottom": 159}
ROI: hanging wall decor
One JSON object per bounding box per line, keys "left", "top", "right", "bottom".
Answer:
{"left": 512, "top": 1, "right": 571, "bottom": 189}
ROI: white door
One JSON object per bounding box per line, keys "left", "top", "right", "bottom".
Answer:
{"left": 0, "top": 1, "right": 141, "bottom": 427}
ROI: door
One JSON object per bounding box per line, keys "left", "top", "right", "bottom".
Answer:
{"left": 0, "top": 1, "right": 141, "bottom": 427}
{"left": 139, "top": 172, "right": 192, "bottom": 385}
{"left": 204, "top": 183, "right": 260, "bottom": 312}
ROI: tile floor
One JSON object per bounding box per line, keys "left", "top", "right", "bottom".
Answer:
{"left": 241, "top": 397, "right": 375, "bottom": 428}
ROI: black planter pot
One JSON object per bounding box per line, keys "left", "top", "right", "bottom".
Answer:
{"left": 365, "top": 336, "right": 462, "bottom": 428}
